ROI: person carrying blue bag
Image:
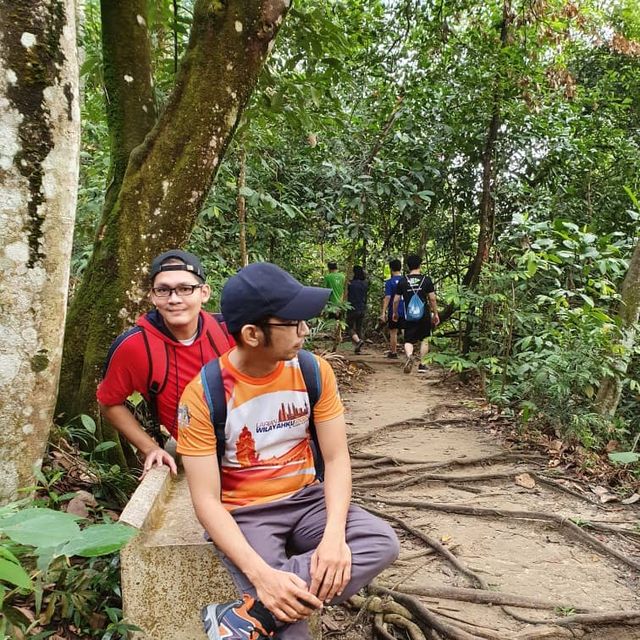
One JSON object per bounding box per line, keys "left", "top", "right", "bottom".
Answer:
{"left": 392, "top": 254, "right": 440, "bottom": 374}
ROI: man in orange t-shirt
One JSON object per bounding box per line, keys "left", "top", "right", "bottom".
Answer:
{"left": 177, "top": 263, "right": 399, "bottom": 640}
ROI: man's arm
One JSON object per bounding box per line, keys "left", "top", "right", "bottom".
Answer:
{"left": 428, "top": 291, "right": 440, "bottom": 326}
{"left": 380, "top": 294, "right": 391, "bottom": 322}
{"left": 99, "top": 403, "right": 177, "bottom": 476}
{"left": 309, "top": 414, "right": 352, "bottom": 603}
{"left": 182, "top": 455, "right": 323, "bottom": 623}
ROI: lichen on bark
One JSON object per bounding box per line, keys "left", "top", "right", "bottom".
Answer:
{"left": 0, "top": 0, "right": 80, "bottom": 503}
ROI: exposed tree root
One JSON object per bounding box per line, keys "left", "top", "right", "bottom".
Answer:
{"left": 351, "top": 453, "right": 542, "bottom": 486}
{"left": 394, "top": 585, "right": 592, "bottom": 613}
{"left": 502, "top": 607, "right": 640, "bottom": 628}
{"left": 362, "top": 503, "right": 488, "bottom": 588}
{"left": 348, "top": 418, "right": 474, "bottom": 448}
{"left": 358, "top": 496, "right": 640, "bottom": 572}
{"left": 369, "top": 584, "right": 488, "bottom": 640}
{"left": 355, "top": 469, "right": 528, "bottom": 489}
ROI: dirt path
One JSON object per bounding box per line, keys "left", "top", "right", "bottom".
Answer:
{"left": 331, "top": 351, "right": 640, "bottom": 640}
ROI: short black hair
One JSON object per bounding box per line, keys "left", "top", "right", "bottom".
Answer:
{"left": 353, "top": 265, "right": 366, "bottom": 280}
{"left": 389, "top": 259, "right": 401, "bottom": 272}
{"left": 327, "top": 261, "right": 338, "bottom": 270}
{"left": 231, "top": 316, "right": 274, "bottom": 347}
{"left": 406, "top": 254, "right": 421, "bottom": 270}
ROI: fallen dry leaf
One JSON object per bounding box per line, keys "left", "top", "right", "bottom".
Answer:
{"left": 590, "top": 486, "right": 619, "bottom": 503}
{"left": 621, "top": 493, "right": 640, "bottom": 505}
{"left": 515, "top": 472, "right": 536, "bottom": 489}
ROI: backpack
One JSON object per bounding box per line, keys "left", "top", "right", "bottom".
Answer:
{"left": 200, "top": 349, "right": 325, "bottom": 481}
{"left": 142, "top": 313, "right": 231, "bottom": 445}
{"left": 405, "top": 276, "right": 426, "bottom": 321}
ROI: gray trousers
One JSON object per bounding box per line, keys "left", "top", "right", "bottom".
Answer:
{"left": 218, "top": 483, "right": 400, "bottom": 639}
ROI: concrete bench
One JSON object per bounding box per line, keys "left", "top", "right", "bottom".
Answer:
{"left": 119, "top": 467, "right": 321, "bottom": 639}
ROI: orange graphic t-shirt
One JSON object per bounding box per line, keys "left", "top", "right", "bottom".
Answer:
{"left": 176, "top": 351, "right": 344, "bottom": 511}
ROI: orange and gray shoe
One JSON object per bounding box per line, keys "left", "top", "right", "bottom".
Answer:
{"left": 201, "top": 594, "right": 276, "bottom": 640}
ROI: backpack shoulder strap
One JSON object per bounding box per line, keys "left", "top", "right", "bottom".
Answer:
{"left": 139, "top": 326, "right": 170, "bottom": 446}
{"left": 203, "top": 312, "right": 232, "bottom": 357}
{"left": 297, "top": 349, "right": 324, "bottom": 481}
{"left": 201, "top": 360, "right": 227, "bottom": 468}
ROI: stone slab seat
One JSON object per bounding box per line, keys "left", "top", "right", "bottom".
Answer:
{"left": 119, "top": 467, "right": 322, "bottom": 640}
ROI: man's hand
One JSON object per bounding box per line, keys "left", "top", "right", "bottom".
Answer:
{"left": 142, "top": 447, "right": 177, "bottom": 477}
{"left": 432, "top": 312, "right": 440, "bottom": 327}
{"left": 253, "top": 567, "right": 322, "bottom": 623}
{"left": 309, "top": 535, "right": 352, "bottom": 603}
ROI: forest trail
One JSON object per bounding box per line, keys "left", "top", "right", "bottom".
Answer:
{"left": 334, "top": 351, "right": 640, "bottom": 640}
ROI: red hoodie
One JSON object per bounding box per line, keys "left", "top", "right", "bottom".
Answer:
{"left": 97, "top": 310, "right": 233, "bottom": 439}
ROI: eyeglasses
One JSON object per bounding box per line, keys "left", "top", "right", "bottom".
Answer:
{"left": 261, "top": 320, "right": 308, "bottom": 336}
{"left": 151, "top": 284, "right": 204, "bottom": 297}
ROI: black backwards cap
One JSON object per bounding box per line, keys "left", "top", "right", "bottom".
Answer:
{"left": 149, "top": 250, "right": 205, "bottom": 282}
{"left": 221, "top": 263, "right": 331, "bottom": 333}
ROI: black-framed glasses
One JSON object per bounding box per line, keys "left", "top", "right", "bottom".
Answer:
{"left": 151, "top": 284, "right": 204, "bottom": 298}
{"left": 261, "top": 320, "right": 308, "bottom": 336}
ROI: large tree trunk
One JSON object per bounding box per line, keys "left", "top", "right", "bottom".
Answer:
{"left": 595, "top": 240, "right": 640, "bottom": 418}
{"left": 0, "top": 0, "right": 80, "bottom": 502}
{"left": 57, "top": 0, "right": 290, "bottom": 421}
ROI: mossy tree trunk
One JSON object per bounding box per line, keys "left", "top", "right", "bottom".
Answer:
{"left": 100, "top": 0, "right": 157, "bottom": 220}
{"left": 595, "top": 240, "right": 640, "bottom": 419}
{"left": 57, "top": 0, "right": 291, "bottom": 423}
{"left": 0, "top": 0, "right": 80, "bottom": 503}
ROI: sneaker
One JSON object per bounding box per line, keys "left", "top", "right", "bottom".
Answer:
{"left": 417, "top": 364, "right": 428, "bottom": 373}
{"left": 384, "top": 352, "right": 398, "bottom": 359}
{"left": 201, "top": 594, "right": 276, "bottom": 640}
{"left": 403, "top": 355, "right": 414, "bottom": 374}
{"left": 355, "top": 340, "right": 364, "bottom": 354}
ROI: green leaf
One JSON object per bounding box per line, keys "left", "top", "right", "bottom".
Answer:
{"left": 94, "top": 441, "right": 118, "bottom": 454}
{"left": 238, "top": 186, "right": 256, "bottom": 198}
{"left": 0, "top": 508, "right": 81, "bottom": 548}
{"left": 608, "top": 452, "right": 640, "bottom": 465}
{"left": 60, "top": 524, "right": 137, "bottom": 558}
{"left": 0, "top": 557, "right": 33, "bottom": 590}
{"left": 80, "top": 414, "right": 96, "bottom": 434}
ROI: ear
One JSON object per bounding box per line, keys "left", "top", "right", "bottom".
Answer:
{"left": 240, "top": 324, "right": 262, "bottom": 348}
{"left": 201, "top": 283, "right": 211, "bottom": 303}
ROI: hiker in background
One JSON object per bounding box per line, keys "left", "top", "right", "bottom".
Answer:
{"left": 97, "top": 250, "right": 233, "bottom": 477}
{"left": 380, "top": 258, "right": 404, "bottom": 359}
{"left": 177, "top": 262, "right": 399, "bottom": 640}
{"left": 393, "top": 253, "right": 439, "bottom": 374}
{"left": 321, "top": 261, "right": 345, "bottom": 318}
{"left": 347, "top": 265, "right": 368, "bottom": 354}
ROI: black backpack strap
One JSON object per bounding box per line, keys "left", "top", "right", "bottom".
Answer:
{"left": 201, "top": 360, "right": 227, "bottom": 468}
{"left": 140, "top": 327, "right": 169, "bottom": 447}
{"left": 297, "top": 349, "right": 324, "bottom": 481}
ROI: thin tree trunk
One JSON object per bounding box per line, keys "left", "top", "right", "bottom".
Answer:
{"left": 237, "top": 148, "right": 248, "bottom": 267}
{"left": 440, "top": 0, "right": 511, "bottom": 324}
{"left": 57, "top": 0, "right": 291, "bottom": 421}
{"left": 0, "top": 0, "right": 80, "bottom": 503}
{"left": 596, "top": 239, "right": 640, "bottom": 418}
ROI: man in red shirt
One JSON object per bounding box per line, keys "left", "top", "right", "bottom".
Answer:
{"left": 97, "top": 250, "right": 233, "bottom": 476}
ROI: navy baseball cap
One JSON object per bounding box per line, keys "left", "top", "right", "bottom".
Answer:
{"left": 221, "top": 263, "right": 331, "bottom": 333}
{"left": 149, "top": 250, "right": 205, "bottom": 283}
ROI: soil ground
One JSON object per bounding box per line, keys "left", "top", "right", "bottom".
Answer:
{"left": 323, "top": 347, "right": 640, "bottom": 640}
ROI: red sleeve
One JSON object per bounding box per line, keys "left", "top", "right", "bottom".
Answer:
{"left": 96, "top": 331, "right": 149, "bottom": 406}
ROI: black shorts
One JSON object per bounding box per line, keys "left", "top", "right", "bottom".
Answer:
{"left": 404, "top": 317, "right": 431, "bottom": 343}
{"left": 388, "top": 317, "right": 405, "bottom": 330}
{"left": 347, "top": 310, "right": 364, "bottom": 337}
